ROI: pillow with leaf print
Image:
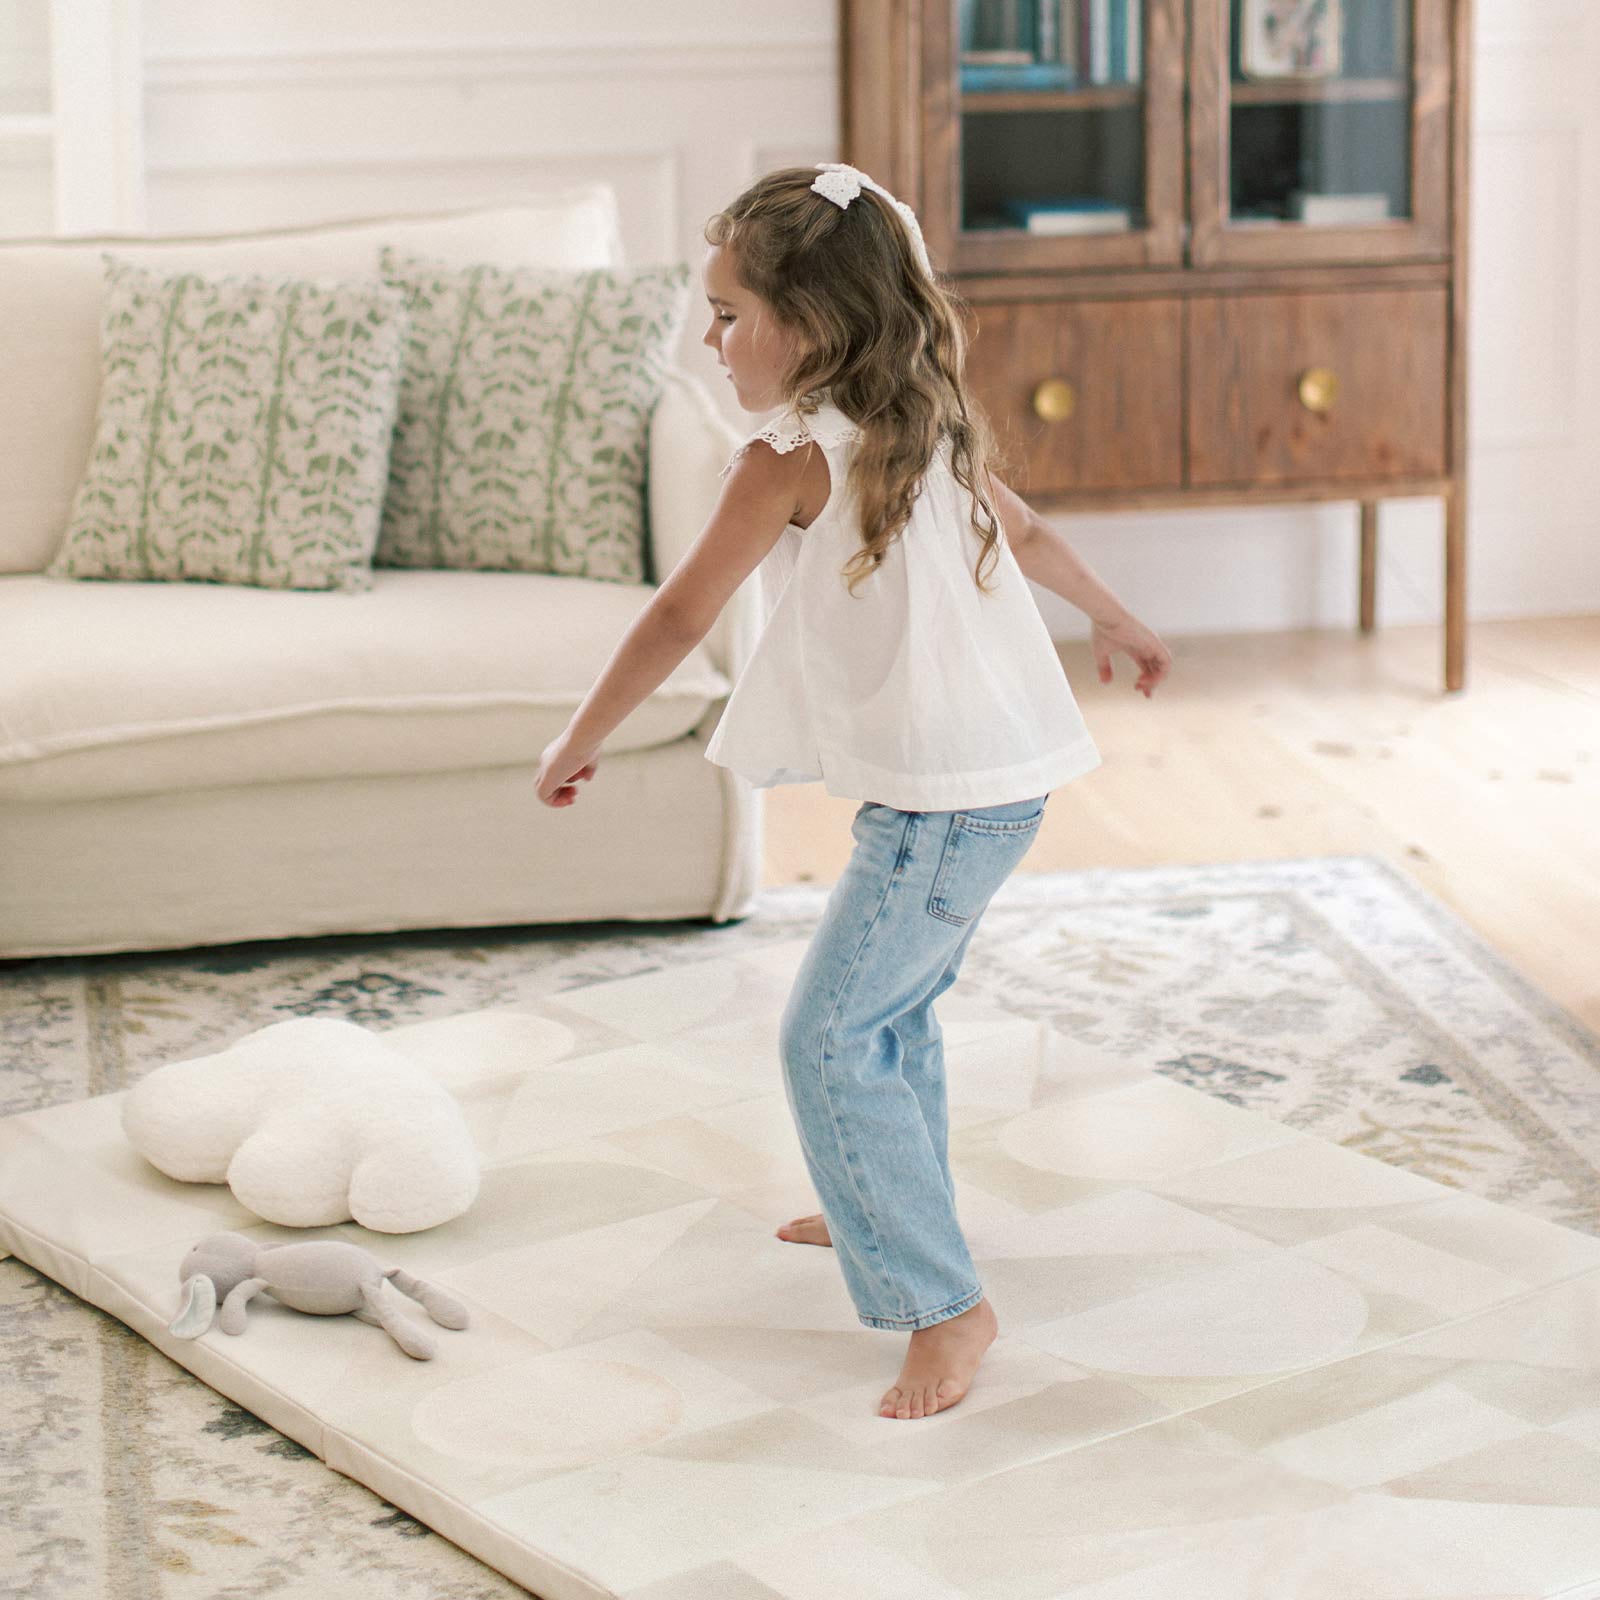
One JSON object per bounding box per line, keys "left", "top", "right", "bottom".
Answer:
{"left": 374, "top": 247, "right": 691, "bottom": 582}
{"left": 47, "top": 255, "right": 409, "bottom": 593}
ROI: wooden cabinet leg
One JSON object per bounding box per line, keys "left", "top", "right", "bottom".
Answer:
{"left": 1445, "top": 484, "right": 1466, "bottom": 692}
{"left": 1358, "top": 501, "right": 1377, "bottom": 635}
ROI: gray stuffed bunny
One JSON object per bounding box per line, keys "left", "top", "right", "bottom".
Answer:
{"left": 169, "top": 1230, "right": 470, "bottom": 1360}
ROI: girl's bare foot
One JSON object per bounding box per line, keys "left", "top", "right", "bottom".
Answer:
{"left": 878, "top": 1296, "right": 998, "bottom": 1420}
{"left": 775, "top": 1214, "right": 997, "bottom": 1415}
{"left": 775, "top": 1212, "right": 832, "bottom": 1246}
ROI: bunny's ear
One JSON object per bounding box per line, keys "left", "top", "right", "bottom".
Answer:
{"left": 169, "top": 1274, "right": 217, "bottom": 1340}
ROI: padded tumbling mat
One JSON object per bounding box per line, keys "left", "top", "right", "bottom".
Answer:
{"left": 5, "top": 940, "right": 1600, "bottom": 1599}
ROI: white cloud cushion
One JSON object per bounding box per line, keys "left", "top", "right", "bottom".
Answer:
{"left": 0, "top": 570, "right": 730, "bottom": 802}
{"left": 121, "top": 1017, "right": 481, "bottom": 1234}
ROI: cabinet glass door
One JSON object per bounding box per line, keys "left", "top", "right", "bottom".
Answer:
{"left": 927, "top": 0, "right": 1184, "bottom": 273}
{"left": 1190, "top": 0, "right": 1450, "bottom": 264}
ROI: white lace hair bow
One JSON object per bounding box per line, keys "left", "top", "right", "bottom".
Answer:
{"left": 810, "top": 162, "right": 934, "bottom": 279}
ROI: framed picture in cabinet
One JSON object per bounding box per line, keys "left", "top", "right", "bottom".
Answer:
{"left": 1239, "top": 0, "right": 1345, "bottom": 80}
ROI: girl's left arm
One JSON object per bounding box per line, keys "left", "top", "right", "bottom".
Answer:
{"left": 535, "top": 440, "right": 808, "bottom": 807}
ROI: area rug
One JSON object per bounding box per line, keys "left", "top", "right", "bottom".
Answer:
{"left": 3, "top": 855, "right": 1599, "bottom": 1599}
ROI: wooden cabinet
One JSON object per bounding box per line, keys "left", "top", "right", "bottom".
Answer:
{"left": 961, "top": 297, "right": 1184, "bottom": 493}
{"left": 1185, "top": 287, "right": 1449, "bottom": 486}
{"left": 843, "top": 0, "right": 1473, "bottom": 691}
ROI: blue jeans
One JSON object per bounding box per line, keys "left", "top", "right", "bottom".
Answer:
{"left": 777, "top": 793, "right": 1049, "bottom": 1331}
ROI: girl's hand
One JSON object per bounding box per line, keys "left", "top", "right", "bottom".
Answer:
{"left": 1091, "top": 613, "right": 1172, "bottom": 699}
{"left": 536, "top": 735, "right": 601, "bottom": 807}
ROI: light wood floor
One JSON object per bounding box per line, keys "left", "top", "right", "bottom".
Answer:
{"left": 760, "top": 615, "right": 1600, "bottom": 1034}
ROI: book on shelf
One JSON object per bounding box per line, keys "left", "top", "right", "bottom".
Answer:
{"left": 1056, "top": 0, "right": 1079, "bottom": 74}
{"left": 961, "top": 60, "right": 1080, "bottom": 91}
{"left": 1037, "top": 0, "right": 1058, "bottom": 63}
{"left": 1003, "top": 196, "right": 1133, "bottom": 233}
{"left": 966, "top": 2, "right": 1081, "bottom": 75}
{"left": 1015, "top": 0, "right": 1076, "bottom": 67}
{"left": 1074, "top": 0, "right": 1141, "bottom": 86}
{"left": 960, "top": 0, "right": 1141, "bottom": 90}
{"left": 1289, "top": 190, "right": 1392, "bottom": 224}
{"left": 964, "top": 0, "right": 1050, "bottom": 58}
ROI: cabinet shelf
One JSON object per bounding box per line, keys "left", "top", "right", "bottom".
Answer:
{"left": 962, "top": 86, "right": 1141, "bottom": 113}
{"left": 1229, "top": 77, "right": 1407, "bottom": 105}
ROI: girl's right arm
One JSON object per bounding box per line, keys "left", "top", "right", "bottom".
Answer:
{"left": 653, "top": 440, "right": 810, "bottom": 639}
{"left": 988, "top": 472, "right": 1172, "bottom": 698}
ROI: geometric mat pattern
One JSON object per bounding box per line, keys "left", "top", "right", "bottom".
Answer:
{"left": 4, "top": 937, "right": 1600, "bottom": 1598}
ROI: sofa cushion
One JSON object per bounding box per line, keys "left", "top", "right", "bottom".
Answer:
{"left": 0, "top": 571, "right": 729, "bottom": 803}
{"left": 374, "top": 250, "right": 692, "bottom": 583}
{"left": 47, "top": 257, "right": 409, "bottom": 593}
{"left": 0, "top": 188, "right": 624, "bottom": 577}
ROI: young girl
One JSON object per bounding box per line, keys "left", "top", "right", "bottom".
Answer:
{"left": 535, "top": 163, "right": 1171, "bottom": 1422}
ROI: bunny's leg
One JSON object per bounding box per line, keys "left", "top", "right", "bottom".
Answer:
{"left": 218, "top": 1277, "right": 269, "bottom": 1335}
{"left": 385, "top": 1267, "right": 470, "bottom": 1330}
{"left": 359, "top": 1280, "right": 437, "bottom": 1360}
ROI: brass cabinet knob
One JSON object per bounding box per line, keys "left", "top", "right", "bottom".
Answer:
{"left": 1297, "top": 366, "right": 1339, "bottom": 415}
{"left": 1032, "top": 377, "right": 1076, "bottom": 423}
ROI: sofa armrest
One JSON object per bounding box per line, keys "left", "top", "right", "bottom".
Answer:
{"left": 646, "top": 368, "right": 753, "bottom": 684}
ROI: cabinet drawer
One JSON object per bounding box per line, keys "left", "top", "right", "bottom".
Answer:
{"left": 964, "top": 298, "right": 1183, "bottom": 495}
{"left": 1186, "top": 289, "right": 1448, "bottom": 488}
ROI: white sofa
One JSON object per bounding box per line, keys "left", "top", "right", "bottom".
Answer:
{"left": 0, "top": 188, "right": 765, "bottom": 960}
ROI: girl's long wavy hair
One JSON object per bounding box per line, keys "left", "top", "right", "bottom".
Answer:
{"left": 704, "top": 167, "right": 1014, "bottom": 598}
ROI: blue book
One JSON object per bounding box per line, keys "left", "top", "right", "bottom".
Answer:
{"left": 960, "top": 61, "right": 1081, "bottom": 92}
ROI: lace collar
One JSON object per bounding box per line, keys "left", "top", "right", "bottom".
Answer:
{"left": 748, "top": 391, "right": 862, "bottom": 455}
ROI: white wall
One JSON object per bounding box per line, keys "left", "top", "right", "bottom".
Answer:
{"left": 0, "top": 0, "right": 55, "bottom": 234}
{"left": 6, "top": 0, "right": 1597, "bottom": 638}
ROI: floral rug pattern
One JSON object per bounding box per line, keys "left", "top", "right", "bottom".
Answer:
{"left": 2, "top": 854, "right": 1597, "bottom": 1598}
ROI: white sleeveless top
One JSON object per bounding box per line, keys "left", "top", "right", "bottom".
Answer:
{"left": 701, "top": 393, "right": 1102, "bottom": 810}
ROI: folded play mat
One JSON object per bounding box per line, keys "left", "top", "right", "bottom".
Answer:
{"left": 4, "top": 940, "right": 1600, "bottom": 1597}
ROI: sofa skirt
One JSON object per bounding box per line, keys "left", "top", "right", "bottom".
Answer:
{"left": 0, "top": 730, "right": 763, "bottom": 959}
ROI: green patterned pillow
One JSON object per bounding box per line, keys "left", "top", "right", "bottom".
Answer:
{"left": 47, "top": 255, "right": 408, "bottom": 592}
{"left": 374, "top": 248, "right": 691, "bottom": 581}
